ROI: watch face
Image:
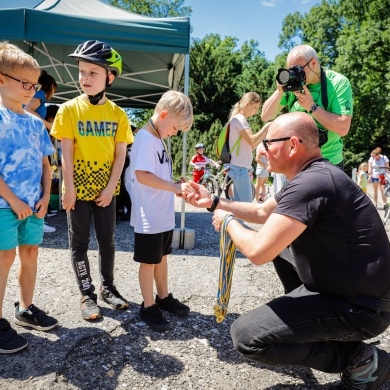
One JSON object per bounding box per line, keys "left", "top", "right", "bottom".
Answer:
{"left": 311, "top": 104, "right": 318, "bottom": 112}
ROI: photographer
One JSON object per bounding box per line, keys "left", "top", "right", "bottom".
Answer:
{"left": 261, "top": 45, "right": 353, "bottom": 168}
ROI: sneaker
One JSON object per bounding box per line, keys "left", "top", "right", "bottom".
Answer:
{"left": 43, "top": 222, "right": 56, "bottom": 233}
{"left": 339, "top": 345, "right": 390, "bottom": 389}
{"left": 80, "top": 293, "right": 101, "bottom": 321}
{"left": 0, "top": 318, "right": 28, "bottom": 354}
{"left": 140, "top": 302, "right": 171, "bottom": 332}
{"left": 99, "top": 286, "right": 129, "bottom": 310}
{"left": 155, "top": 293, "right": 190, "bottom": 316}
{"left": 14, "top": 302, "right": 59, "bottom": 331}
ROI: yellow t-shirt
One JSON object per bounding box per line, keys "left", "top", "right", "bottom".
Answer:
{"left": 51, "top": 96, "right": 133, "bottom": 200}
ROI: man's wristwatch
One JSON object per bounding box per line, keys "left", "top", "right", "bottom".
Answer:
{"left": 309, "top": 104, "right": 318, "bottom": 114}
{"left": 207, "top": 195, "right": 220, "bottom": 212}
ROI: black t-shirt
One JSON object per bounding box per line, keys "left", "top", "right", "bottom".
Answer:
{"left": 274, "top": 159, "right": 390, "bottom": 299}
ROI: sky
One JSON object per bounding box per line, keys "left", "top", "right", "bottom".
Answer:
{"left": 185, "top": 0, "right": 322, "bottom": 60}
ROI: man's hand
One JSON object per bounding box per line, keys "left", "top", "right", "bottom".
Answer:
{"left": 293, "top": 85, "right": 315, "bottom": 112}
{"left": 182, "top": 181, "right": 213, "bottom": 208}
{"left": 212, "top": 210, "right": 233, "bottom": 232}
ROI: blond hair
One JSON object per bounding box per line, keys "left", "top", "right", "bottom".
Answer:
{"left": 0, "top": 41, "right": 40, "bottom": 75}
{"left": 155, "top": 90, "right": 193, "bottom": 132}
{"left": 229, "top": 92, "right": 261, "bottom": 120}
{"left": 359, "top": 162, "right": 368, "bottom": 171}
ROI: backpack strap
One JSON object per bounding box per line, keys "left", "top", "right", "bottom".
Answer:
{"left": 231, "top": 136, "right": 241, "bottom": 157}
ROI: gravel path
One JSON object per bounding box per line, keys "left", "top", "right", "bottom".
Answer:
{"left": 1, "top": 190, "right": 390, "bottom": 390}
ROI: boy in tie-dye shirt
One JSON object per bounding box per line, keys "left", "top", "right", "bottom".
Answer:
{"left": 0, "top": 42, "right": 59, "bottom": 354}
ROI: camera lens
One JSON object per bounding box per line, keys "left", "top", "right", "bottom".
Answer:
{"left": 276, "top": 69, "right": 291, "bottom": 85}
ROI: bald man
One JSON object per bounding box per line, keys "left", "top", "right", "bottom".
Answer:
{"left": 184, "top": 112, "right": 390, "bottom": 389}
{"left": 261, "top": 44, "right": 353, "bottom": 170}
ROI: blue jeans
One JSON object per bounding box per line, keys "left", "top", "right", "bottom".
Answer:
{"left": 68, "top": 199, "right": 116, "bottom": 295}
{"left": 230, "top": 250, "right": 390, "bottom": 373}
{"left": 228, "top": 164, "right": 252, "bottom": 202}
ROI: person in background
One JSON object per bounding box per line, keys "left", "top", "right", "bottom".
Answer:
{"left": 51, "top": 40, "right": 134, "bottom": 321}
{"left": 25, "top": 71, "right": 58, "bottom": 232}
{"left": 368, "top": 147, "right": 389, "bottom": 209}
{"left": 189, "top": 143, "right": 220, "bottom": 184}
{"left": 126, "top": 91, "right": 194, "bottom": 332}
{"left": 261, "top": 44, "right": 353, "bottom": 170}
{"left": 227, "top": 92, "right": 270, "bottom": 202}
{"left": 0, "top": 41, "right": 59, "bottom": 354}
{"left": 183, "top": 112, "right": 390, "bottom": 390}
{"left": 357, "top": 161, "right": 368, "bottom": 193}
{"left": 254, "top": 142, "right": 269, "bottom": 202}
{"left": 116, "top": 125, "right": 136, "bottom": 222}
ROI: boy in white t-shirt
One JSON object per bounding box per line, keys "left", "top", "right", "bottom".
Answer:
{"left": 126, "top": 91, "right": 194, "bottom": 331}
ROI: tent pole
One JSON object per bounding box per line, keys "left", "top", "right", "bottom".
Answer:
{"left": 179, "top": 54, "right": 190, "bottom": 249}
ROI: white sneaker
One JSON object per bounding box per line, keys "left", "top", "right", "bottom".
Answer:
{"left": 43, "top": 222, "right": 56, "bottom": 233}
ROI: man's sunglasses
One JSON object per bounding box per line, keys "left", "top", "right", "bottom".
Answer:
{"left": 263, "top": 136, "right": 303, "bottom": 151}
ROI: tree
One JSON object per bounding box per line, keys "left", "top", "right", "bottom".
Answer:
{"left": 109, "top": 0, "right": 191, "bottom": 17}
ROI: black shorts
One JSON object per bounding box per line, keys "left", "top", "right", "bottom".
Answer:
{"left": 133, "top": 230, "right": 173, "bottom": 264}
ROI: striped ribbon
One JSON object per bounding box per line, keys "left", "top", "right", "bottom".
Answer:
{"left": 214, "top": 214, "right": 236, "bottom": 323}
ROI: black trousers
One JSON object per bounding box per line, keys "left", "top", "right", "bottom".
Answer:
{"left": 67, "top": 199, "right": 116, "bottom": 295}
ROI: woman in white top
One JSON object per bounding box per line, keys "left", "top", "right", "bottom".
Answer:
{"left": 227, "top": 92, "right": 270, "bottom": 202}
{"left": 368, "top": 147, "right": 389, "bottom": 208}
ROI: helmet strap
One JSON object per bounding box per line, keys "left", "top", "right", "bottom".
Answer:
{"left": 87, "top": 75, "right": 111, "bottom": 105}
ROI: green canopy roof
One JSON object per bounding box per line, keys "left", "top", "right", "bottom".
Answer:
{"left": 0, "top": 0, "right": 190, "bottom": 107}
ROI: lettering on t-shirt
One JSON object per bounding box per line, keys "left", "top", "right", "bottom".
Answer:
{"left": 157, "top": 149, "right": 169, "bottom": 164}
{"left": 78, "top": 121, "right": 118, "bottom": 137}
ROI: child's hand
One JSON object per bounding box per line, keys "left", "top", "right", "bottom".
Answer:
{"left": 33, "top": 198, "right": 49, "bottom": 219}
{"left": 181, "top": 182, "right": 199, "bottom": 197}
{"left": 94, "top": 188, "right": 113, "bottom": 208}
{"left": 62, "top": 190, "right": 76, "bottom": 212}
{"left": 10, "top": 199, "right": 33, "bottom": 220}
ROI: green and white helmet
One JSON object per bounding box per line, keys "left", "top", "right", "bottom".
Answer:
{"left": 69, "top": 40, "right": 122, "bottom": 76}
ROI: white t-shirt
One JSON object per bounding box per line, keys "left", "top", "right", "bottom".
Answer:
{"left": 125, "top": 129, "right": 174, "bottom": 234}
{"left": 368, "top": 155, "right": 389, "bottom": 178}
{"left": 229, "top": 114, "right": 253, "bottom": 168}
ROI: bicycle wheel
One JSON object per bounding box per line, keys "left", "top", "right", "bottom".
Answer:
{"left": 225, "top": 179, "right": 234, "bottom": 200}
{"left": 204, "top": 178, "right": 220, "bottom": 196}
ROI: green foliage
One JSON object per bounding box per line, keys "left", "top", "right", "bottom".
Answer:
{"left": 109, "top": 0, "right": 191, "bottom": 17}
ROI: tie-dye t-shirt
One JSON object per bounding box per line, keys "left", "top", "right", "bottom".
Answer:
{"left": 0, "top": 105, "right": 55, "bottom": 209}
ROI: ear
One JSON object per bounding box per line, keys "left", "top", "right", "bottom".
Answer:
{"left": 107, "top": 73, "right": 115, "bottom": 85}
{"left": 159, "top": 110, "right": 169, "bottom": 120}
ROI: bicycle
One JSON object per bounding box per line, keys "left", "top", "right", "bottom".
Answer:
{"left": 191, "top": 165, "right": 221, "bottom": 196}
{"left": 213, "top": 165, "right": 255, "bottom": 201}
{"left": 380, "top": 167, "right": 390, "bottom": 225}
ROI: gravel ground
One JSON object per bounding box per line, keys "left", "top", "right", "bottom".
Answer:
{"left": 1, "top": 186, "right": 390, "bottom": 390}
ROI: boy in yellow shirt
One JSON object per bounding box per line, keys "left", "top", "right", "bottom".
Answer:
{"left": 51, "top": 40, "right": 133, "bottom": 320}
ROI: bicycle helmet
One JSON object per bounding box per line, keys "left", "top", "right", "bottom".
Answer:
{"left": 69, "top": 40, "right": 122, "bottom": 76}
{"left": 69, "top": 40, "right": 122, "bottom": 105}
{"left": 195, "top": 143, "right": 205, "bottom": 149}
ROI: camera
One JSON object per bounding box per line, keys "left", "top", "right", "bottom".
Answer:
{"left": 276, "top": 66, "right": 306, "bottom": 92}
{"left": 318, "top": 128, "right": 328, "bottom": 147}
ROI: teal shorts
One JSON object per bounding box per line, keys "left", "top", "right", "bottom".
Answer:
{"left": 0, "top": 209, "right": 44, "bottom": 250}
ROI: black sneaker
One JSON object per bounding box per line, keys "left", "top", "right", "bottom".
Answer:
{"left": 140, "top": 302, "right": 171, "bottom": 332}
{"left": 0, "top": 318, "right": 28, "bottom": 354}
{"left": 99, "top": 286, "right": 129, "bottom": 310}
{"left": 14, "top": 302, "right": 59, "bottom": 331}
{"left": 80, "top": 293, "right": 101, "bottom": 321}
{"left": 339, "top": 345, "right": 390, "bottom": 389}
{"left": 155, "top": 293, "right": 190, "bottom": 316}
